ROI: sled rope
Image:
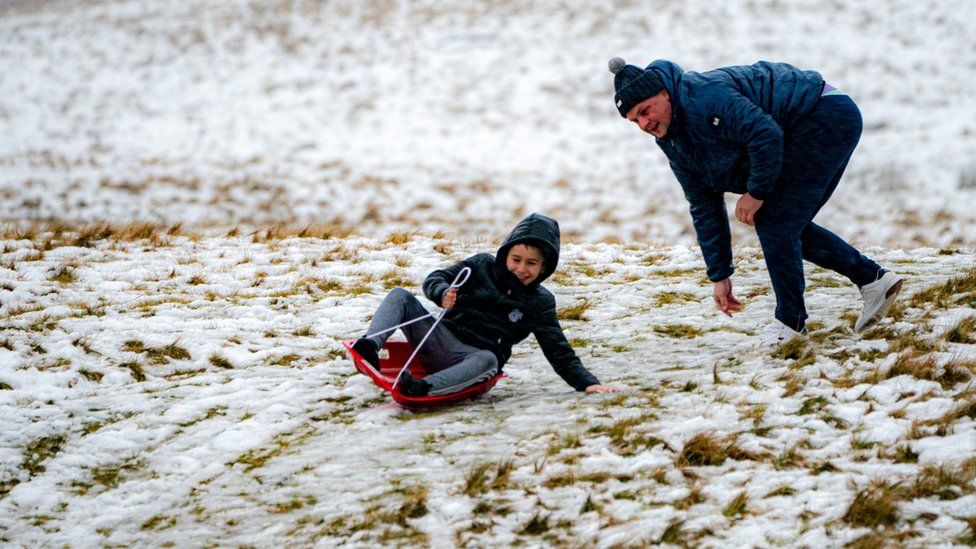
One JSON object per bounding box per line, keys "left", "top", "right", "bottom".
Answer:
{"left": 387, "top": 267, "right": 471, "bottom": 391}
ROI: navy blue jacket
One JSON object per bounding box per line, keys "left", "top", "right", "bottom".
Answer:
{"left": 648, "top": 60, "right": 826, "bottom": 281}
{"left": 422, "top": 214, "right": 600, "bottom": 391}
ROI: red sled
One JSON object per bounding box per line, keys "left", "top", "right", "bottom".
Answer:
{"left": 343, "top": 339, "right": 506, "bottom": 410}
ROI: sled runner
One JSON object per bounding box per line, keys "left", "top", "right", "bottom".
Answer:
{"left": 343, "top": 339, "right": 506, "bottom": 410}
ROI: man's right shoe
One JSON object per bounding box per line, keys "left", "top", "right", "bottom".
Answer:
{"left": 397, "top": 371, "right": 431, "bottom": 397}
{"left": 352, "top": 338, "right": 381, "bottom": 369}
{"left": 756, "top": 319, "right": 806, "bottom": 348}
{"left": 855, "top": 271, "right": 904, "bottom": 332}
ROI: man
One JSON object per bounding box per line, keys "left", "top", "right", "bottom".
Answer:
{"left": 609, "top": 57, "right": 902, "bottom": 345}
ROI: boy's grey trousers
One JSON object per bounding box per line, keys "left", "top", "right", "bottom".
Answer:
{"left": 363, "top": 288, "right": 498, "bottom": 395}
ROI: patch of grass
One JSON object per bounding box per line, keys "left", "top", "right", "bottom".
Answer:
{"left": 580, "top": 494, "right": 601, "bottom": 514}
{"left": 209, "top": 354, "right": 234, "bottom": 369}
{"left": 121, "top": 361, "right": 146, "bottom": 381}
{"left": 232, "top": 429, "right": 313, "bottom": 472}
{"left": 656, "top": 518, "right": 688, "bottom": 545}
{"left": 772, "top": 445, "right": 807, "bottom": 470}
{"left": 765, "top": 484, "right": 796, "bottom": 498}
{"left": 89, "top": 458, "right": 144, "bottom": 491}
{"left": 568, "top": 337, "right": 589, "bottom": 348}
{"left": 653, "top": 324, "right": 703, "bottom": 339}
{"left": 673, "top": 483, "right": 706, "bottom": 510}
{"left": 22, "top": 434, "right": 67, "bottom": 476}
{"left": 78, "top": 369, "right": 103, "bottom": 383}
{"left": 293, "top": 325, "right": 315, "bottom": 337}
{"left": 909, "top": 268, "right": 976, "bottom": 309}
{"left": 140, "top": 514, "right": 176, "bottom": 531}
{"left": 654, "top": 291, "right": 697, "bottom": 306}
{"left": 385, "top": 231, "right": 417, "bottom": 245}
{"left": 656, "top": 268, "right": 696, "bottom": 278}
{"left": 771, "top": 337, "right": 812, "bottom": 360}
{"left": 744, "top": 286, "right": 769, "bottom": 298}
{"left": 797, "top": 396, "right": 828, "bottom": 416}
{"left": 556, "top": 299, "right": 591, "bottom": 321}
{"left": 807, "top": 276, "right": 842, "bottom": 289}
{"left": 270, "top": 353, "right": 301, "bottom": 367}
{"left": 945, "top": 316, "right": 976, "bottom": 344}
{"left": 518, "top": 511, "right": 550, "bottom": 535}
{"left": 722, "top": 490, "right": 749, "bottom": 519}
{"left": 547, "top": 432, "right": 581, "bottom": 456}
{"left": 676, "top": 433, "right": 763, "bottom": 467}
{"left": 543, "top": 470, "right": 613, "bottom": 489}
{"left": 50, "top": 266, "right": 76, "bottom": 284}
{"left": 300, "top": 277, "right": 343, "bottom": 293}
{"left": 272, "top": 495, "right": 318, "bottom": 514}
{"left": 380, "top": 270, "right": 413, "bottom": 290}
{"left": 590, "top": 413, "right": 664, "bottom": 456}
{"left": 888, "top": 351, "right": 938, "bottom": 383}
{"left": 843, "top": 479, "right": 903, "bottom": 528}
{"left": 125, "top": 339, "right": 191, "bottom": 364}
{"left": 908, "top": 461, "right": 976, "bottom": 501}
{"left": 462, "top": 462, "right": 493, "bottom": 496}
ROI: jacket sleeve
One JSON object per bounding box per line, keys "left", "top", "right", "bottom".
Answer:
{"left": 713, "top": 90, "right": 784, "bottom": 200}
{"left": 534, "top": 294, "right": 599, "bottom": 391}
{"left": 672, "top": 161, "right": 735, "bottom": 282}
{"left": 423, "top": 258, "right": 472, "bottom": 307}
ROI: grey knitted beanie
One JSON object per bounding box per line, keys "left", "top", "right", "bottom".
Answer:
{"left": 609, "top": 57, "right": 665, "bottom": 117}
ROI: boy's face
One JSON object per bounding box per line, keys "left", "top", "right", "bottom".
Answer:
{"left": 506, "top": 244, "right": 545, "bottom": 285}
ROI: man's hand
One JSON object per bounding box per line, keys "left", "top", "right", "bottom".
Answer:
{"left": 442, "top": 288, "right": 457, "bottom": 309}
{"left": 735, "top": 193, "right": 764, "bottom": 226}
{"left": 585, "top": 384, "right": 619, "bottom": 394}
{"left": 713, "top": 278, "right": 742, "bottom": 317}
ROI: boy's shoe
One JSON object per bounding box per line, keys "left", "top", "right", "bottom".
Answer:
{"left": 397, "top": 371, "right": 431, "bottom": 397}
{"left": 352, "top": 338, "right": 381, "bottom": 369}
{"left": 855, "top": 271, "right": 904, "bottom": 332}
{"left": 756, "top": 319, "right": 807, "bottom": 348}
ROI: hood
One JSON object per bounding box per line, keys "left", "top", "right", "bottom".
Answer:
{"left": 494, "top": 213, "right": 561, "bottom": 289}
{"left": 645, "top": 59, "right": 685, "bottom": 139}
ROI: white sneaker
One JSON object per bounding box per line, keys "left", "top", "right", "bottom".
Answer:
{"left": 855, "top": 271, "right": 903, "bottom": 332}
{"left": 756, "top": 319, "right": 806, "bottom": 348}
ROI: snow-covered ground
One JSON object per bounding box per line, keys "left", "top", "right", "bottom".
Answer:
{"left": 2, "top": 0, "right": 976, "bottom": 546}
{"left": 1, "top": 0, "right": 975, "bottom": 245}
{"left": 0, "top": 230, "right": 974, "bottom": 546}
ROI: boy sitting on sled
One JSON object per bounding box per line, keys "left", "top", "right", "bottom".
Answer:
{"left": 353, "top": 213, "right": 617, "bottom": 397}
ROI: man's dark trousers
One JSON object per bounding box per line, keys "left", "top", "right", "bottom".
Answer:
{"left": 754, "top": 94, "right": 882, "bottom": 331}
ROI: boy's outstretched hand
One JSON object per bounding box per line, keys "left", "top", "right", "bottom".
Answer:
{"left": 442, "top": 288, "right": 457, "bottom": 309}
{"left": 585, "top": 384, "right": 619, "bottom": 394}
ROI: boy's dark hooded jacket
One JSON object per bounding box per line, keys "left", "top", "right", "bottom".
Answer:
{"left": 647, "top": 59, "right": 825, "bottom": 282}
{"left": 422, "top": 213, "right": 599, "bottom": 391}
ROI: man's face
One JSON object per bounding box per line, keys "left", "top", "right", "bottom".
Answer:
{"left": 626, "top": 90, "right": 671, "bottom": 138}
{"left": 506, "top": 244, "right": 545, "bottom": 285}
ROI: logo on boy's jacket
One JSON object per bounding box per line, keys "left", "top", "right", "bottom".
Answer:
{"left": 508, "top": 309, "right": 523, "bottom": 323}
{"left": 709, "top": 114, "right": 722, "bottom": 128}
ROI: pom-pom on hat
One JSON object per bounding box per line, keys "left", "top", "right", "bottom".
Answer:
{"left": 609, "top": 57, "right": 665, "bottom": 118}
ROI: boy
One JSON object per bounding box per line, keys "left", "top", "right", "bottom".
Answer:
{"left": 353, "top": 213, "right": 616, "bottom": 396}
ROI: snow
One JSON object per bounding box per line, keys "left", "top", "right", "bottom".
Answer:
{"left": 2, "top": 0, "right": 976, "bottom": 545}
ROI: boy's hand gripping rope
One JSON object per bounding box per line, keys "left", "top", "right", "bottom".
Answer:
{"left": 362, "top": 267, "right": 472, "bottom": 391}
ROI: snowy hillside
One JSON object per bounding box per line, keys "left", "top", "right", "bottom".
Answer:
{"left": 2, "top": 0, "right": 976, "bottom": 546}
{"left": 0, "top": 228, "right": 974, "bottom": 546}
{"left": 1, "top": 0, "right": 975, "bottom": 245}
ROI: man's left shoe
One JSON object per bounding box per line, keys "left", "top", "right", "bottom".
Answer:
{"left": 756, "top": 319, "right": 807, "bottom": 348}
{"left": 855, "top": 271, "right": 904, "bottom": 332}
